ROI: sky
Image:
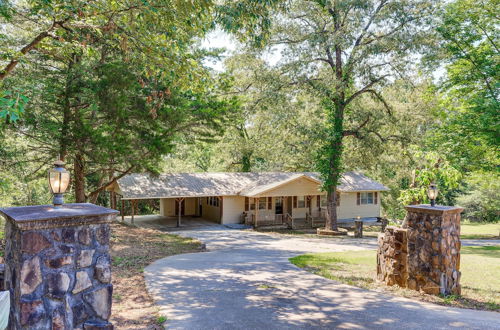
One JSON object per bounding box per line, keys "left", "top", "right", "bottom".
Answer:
{"left": 201, "top": 29, "right": 284, "bottom": 71}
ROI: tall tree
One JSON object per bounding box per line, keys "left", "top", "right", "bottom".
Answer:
{"left": 436, "top": 0, "right": 499, "bottom": 147}
{"left": 1, "top": 0, "right": 236, "bottom": 203}
{"left": 268, "top": 0, "right": 436, "bottom": 231}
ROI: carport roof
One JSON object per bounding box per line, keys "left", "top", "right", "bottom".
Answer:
{"left": 111, "top": 171, "right": 389, "bottom": 200}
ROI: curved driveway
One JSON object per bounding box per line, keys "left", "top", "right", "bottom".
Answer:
{"left": 144, "top": 226, "right": 500, "bottom": 330}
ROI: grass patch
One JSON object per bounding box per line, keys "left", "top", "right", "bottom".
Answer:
{"left": 290, "top": 246, "right": 500, "bottom": 312}
{"left": 258, "top": 222, "right": 500, "bottom": 240}
{"left": 156, "top": 315, "right": 167, "bottom": 324}
{"left": 461, "top": 222, "right": 500, "bottom": 239}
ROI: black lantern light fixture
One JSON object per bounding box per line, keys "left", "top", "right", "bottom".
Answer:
{"left": 427, "top": 182, "right": 438, "bottom": 207}
{"left": 48, "top": 160, "right": 70, "bottom": 208}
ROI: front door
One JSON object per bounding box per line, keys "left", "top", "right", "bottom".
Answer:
{"left": 286, "top": 196, "right": 292, "bottom": 215}
{"left": 175, "top": 199, "right": 185, "bottom": 216}
{"left": 275, "top": 197, "right": 283, "bottom": 215}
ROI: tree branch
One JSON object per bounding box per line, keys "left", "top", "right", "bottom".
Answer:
{"left": 0, "top": 19, "right": 69, "bottom": 80}
{"left": 87, "top": 165, "right": 135, "bottom": 201}
{"left": 343, "top": 116, "right": 371, "bottom": 138}
{"left": 344, "top": 75, "right": 390, "bottom": 106}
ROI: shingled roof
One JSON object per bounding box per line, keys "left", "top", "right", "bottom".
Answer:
{"left": 112, "top": 171, "right": 388, "bottom": 200}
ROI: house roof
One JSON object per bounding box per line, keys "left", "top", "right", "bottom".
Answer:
{"left": 112, "top": 171, "right": 389, "bottom": 200}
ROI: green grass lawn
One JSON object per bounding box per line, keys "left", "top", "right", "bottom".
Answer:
{"left": 259, "top": 222, "right": 499, "bottom": 240}
{"left": 461, "top": 222, "right": 500, "bottom": 239}
{"left": 290, "top": 246, "right": 500, "bottom": 311}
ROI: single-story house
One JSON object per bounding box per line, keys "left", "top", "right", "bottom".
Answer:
{"left": 107, "top": 171, "right": 389, "bottom": 226}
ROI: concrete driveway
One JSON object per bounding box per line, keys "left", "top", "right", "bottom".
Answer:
{"left": 144, "top": 226, "right": 500, "bottom": 330}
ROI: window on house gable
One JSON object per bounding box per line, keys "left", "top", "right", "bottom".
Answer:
{"left": 360, "top": 192, "right": 374, "bottom": 205}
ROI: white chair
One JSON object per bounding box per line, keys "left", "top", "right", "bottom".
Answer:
{"left": 0, "top": 291, "right": 9, "bottom": 330}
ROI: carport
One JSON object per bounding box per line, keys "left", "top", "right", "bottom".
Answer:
{"left": 106, "top": 174, "right": 225, "bottom": 227}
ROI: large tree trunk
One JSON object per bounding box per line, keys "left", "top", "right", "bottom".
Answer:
{"left": 324, "top": 102, "right": 345, "bottom": 231}
{"left": 74, "top": 152, "right": 86, "bottom": 203}
{"left": 326, "top": 190, "right": 339, "bottom": 231}
{"left": 323, "top": 1, "right": 345, "bottom": 232}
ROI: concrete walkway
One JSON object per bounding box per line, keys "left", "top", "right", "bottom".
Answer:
{"left": 144, "top": 226, "right": 500, "bottom": 330}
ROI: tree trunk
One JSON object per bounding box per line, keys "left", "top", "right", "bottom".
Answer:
{"left": 74, "top": 152, "right": 86, "bottom": 203}
{"left": 323, "top": 1, "right": 345, "bottom": 232}
{"left": 323, "top": 102, "right": 345, "bottom": 231}
{"left": 59, "top": 58, "right": 75, "bottom": 162}
{"left": 325, "top": 190, "right": 339, "bottom": 231}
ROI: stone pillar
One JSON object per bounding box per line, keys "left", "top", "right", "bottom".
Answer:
{"left": 354, "top": 220, "right": 363, "bottom": 238}
{"left": 405, "top": 205, "right": 463, "bottom": 295}
{"left": 0, "top": 203, "right": 118, "bottom": 329}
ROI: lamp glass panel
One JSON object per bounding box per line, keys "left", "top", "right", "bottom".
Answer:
{"left": 428, "top": 187, "right": 438, "bottom": 200}
{"left": 59, "top": 171, "right": 70, "bottom": 193}
{"left": 49, "top": 170, "right": 70, "bottom": 194}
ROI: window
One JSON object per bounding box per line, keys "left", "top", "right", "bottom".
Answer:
{"left": 258, "top": 197, "right": 267, "bottom": 210}
{"left": 208, "top": 197, "right": 219, "bottom": 207}
{"left": 360, "top": 192, "right": 374, "bottom": 205}
{"left": 275, "top": 197, "right": 283, "bottom": 208}
{"left": 320, "top": 195, "right": 328, "bottom": 207}
{"left": 297, "top": 196, "right": 306, "bottom": 208}
{"left": 250, "top": 198, "right": 256, "bottom": 210}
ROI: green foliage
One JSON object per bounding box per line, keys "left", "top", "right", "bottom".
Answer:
{"left": 0, "top": 89, "right": 29, "bottom": 122}
{"left": 398, "top": 150, "right": 461, "bottom": 205}
{"left": 456, "top": 172, "right": 500, "bottom": 222}
{"left": 436, "top": 0, "right": 499, "bottom": 147}
{"left": 0, "top": 0, "right": 241, "bottom": 203}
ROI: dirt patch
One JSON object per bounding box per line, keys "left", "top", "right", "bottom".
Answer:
{"left": 110, "top": 222, "right": 202, "bottom": 329}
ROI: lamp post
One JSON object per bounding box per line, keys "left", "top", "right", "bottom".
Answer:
{"left": 48, "top": 160, "right": 70, "bottom": 208}
{"left": 427, "top": 183, "right": 438, "bottom": 207}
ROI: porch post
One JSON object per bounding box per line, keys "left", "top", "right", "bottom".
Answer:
{"left": 176, "top": 198, "right": 184, "bottom": 228}
{"left": 121, "top": 198, "right": 124, "bottom": 222}
{"left": 255, "top": 198, "right": 259, "bottom": 227}
{"left": 131, "top": 200, "right": 135, "bottom": 224}
{"left": 308, "top": 196, "right": 312, "bottom": 216}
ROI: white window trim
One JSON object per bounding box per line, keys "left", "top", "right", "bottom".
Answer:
{"left": 360, "top": 192, "right": 374, "bottom": 205}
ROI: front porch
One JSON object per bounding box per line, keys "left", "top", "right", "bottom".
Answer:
{"left": 244, "top": 210, "right": 386, "bottom": 231}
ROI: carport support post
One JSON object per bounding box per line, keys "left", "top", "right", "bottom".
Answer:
{"left": 176, "top": 198, "right": 184, "bottom": 228}
{"left": 131, "top": 200, "right": 135, "bottom": 224}
{"left": 121, "top": 199, "right": 124, "bottom": 222}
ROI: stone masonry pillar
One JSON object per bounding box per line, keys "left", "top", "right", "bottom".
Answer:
{"left": 0, "top": 203, "right": 118, "bottom": 329}
{"left": 404, "top": 205, "right": 463, "bottom": 295}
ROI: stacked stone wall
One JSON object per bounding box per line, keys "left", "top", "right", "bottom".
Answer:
{"left": 376, "top": 227, "right": 407, "bottom": 287}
